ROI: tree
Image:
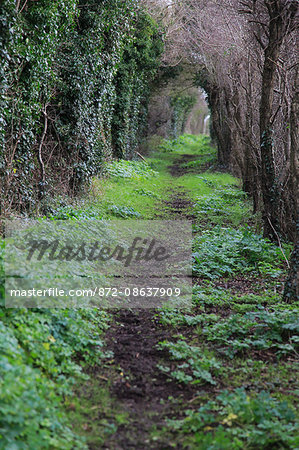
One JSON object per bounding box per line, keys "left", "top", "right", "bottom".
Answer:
{"left": 283, "top": 70, "right": 299, "bottom": 301}
{"left": 148, "top": 0, "right": 299, "bottom": 301}
{"left": 242, "top": 0, "right": 299, "bottom": 240}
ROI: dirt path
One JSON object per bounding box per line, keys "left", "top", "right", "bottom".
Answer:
{"left": 168, "top": 154, "right": 200, "bottom": 177}
{"left": 94, "top": 155, "right": 198, "bottom": 449}
{"left": 72, "top": 145, "right": 298, "bottom": 450}
{"left": 168, "top": 153, "right": 214, "bottom": 177}
{"left": 100, "top": 310, "right": 196, "bottom": 449}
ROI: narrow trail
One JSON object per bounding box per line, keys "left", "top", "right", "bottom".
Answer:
{"left": 98, "top": 156, "right": 197, "bottom": 449}
{"left": 101, "top": 311, "right": 195, "bottom": 449}
{"left": 168, "top": 154, "right": 200, "bottom": 177}
{"left": 70, "top": 143, "right": 296, "bottom": 449}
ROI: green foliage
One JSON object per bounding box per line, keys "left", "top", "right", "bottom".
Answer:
{"left": 158, "top": 309, "right": 219, "bottom": 327}
{"left": 0, "top": 228, "right": 110, "bottom": 446}
{"left": 193, "top": 227, "right": 284, "bottom": 279}
{"left": 203, "top": 308, "right": 299, "bottom": 358}
{"left": 111, "top": 11, "right": 163, "bottom": 159}
{"left": 1, "top": 0, "right": 163, "bottom": 212}
{"left": 133, "top": 188, "right": 161, "bottom": 199}
{"left": 0, "top": 308, "right": 110, "bottom": 448}
{"left": 158, "top": 340, "right": 222, "bottom": 385}
{"left": 48, "top": 206, "right": 101, "bottom": 221}
{"left": 1, "top": 0, "right": 79, "bottom": 209}
{"left": 192, "top": 284, "right": 282, "bottom": 310}
{"left": 0, "top": 322, "right": 85, "bottom": 449}
{"left": 193, "top": 187, "right": 251, "bottom": 227}
{"left": 167, "top": 389, "right": 298, "bottom": 449}
{"left": 182, "top": 155, "right": 216, "bottom": 170}
{"left": 55, "top": 0, "right": 135, "bottom": 191}
{"left": 108, "top": 204, "right": 141, "bottom": 218}
{"left": 104, "top": 160, "right": 158, "bottom": 179}
{"left": 158, "top": 134, "right": 212, "bottom": 154}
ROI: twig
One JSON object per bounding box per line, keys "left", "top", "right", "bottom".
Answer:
{"left": 267, "top": 57, "right": 285, "bottom": 72}
{"left": 8, "top": 127, "right": 22, "bottom": 167}
{"left": 267, "top": 217, "right": 290, "bottom": 268}
{"left": 135, "top": 151, "right": 147, "bottom": 163}
{"left": 188, "top": 395, "right": 202, "bottom": 403}
{"left": 19, "top": 0, "right": 28, "bottom": 14}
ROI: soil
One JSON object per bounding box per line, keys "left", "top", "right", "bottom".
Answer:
{"left": 168, "top": 154, "right": 200, "bottom": 177}
{"left": 154, "top": 188, "right": 194, "bottom": 220}
{"left": 99, "top": 310, "right": 197, "bottom": 450}
{"left": 96, "top": 154, "right": 200, "bottom": 449}
{"left": 168, "top": 153, "right": 212, "bottom": 177}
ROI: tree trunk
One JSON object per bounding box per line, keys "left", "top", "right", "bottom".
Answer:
{"left": 209, "top": 89, "right": 231, "bottom": 168}
{"left": 259, "top": 3, "right": 284, "bottom": 241}
{"left": 283, "top": 71, "right": 299, "bottom": 301}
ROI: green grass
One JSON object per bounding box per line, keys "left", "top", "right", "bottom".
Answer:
{"left": 90, "top": 173, "right": 170, "bottom": 219}
{"left": 65, "top": 376, "right": 129, "bottom": 448}
{"left": 179, "top": 172, "right": 240, "bottom": 197}
{"left": 158, "top": 134, "right": 214, "bottom": 155}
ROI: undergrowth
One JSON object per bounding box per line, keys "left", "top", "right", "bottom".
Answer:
{"left": 0, "top": 299, "right": 110, "bottom": 448}
{"left": 193, "top": 227, "right": 286, "bottom": 279}
{"left": 1, "top": 134, "right": 297, "bottom": 448}
{"left": 167, "top": 389, "right": 298, "bottom": 449}
{"left": 158, "top": 134, "right": 213, "bottom": 155}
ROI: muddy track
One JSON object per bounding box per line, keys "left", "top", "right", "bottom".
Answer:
{"left": 168, "top": 153, "right": 215, "bottom": 177}
{"left": 95, "top": 154, "right": 199, "bottom": 449}
{"left": 168, "top": 154, "right": 200, "bottom": 177}
{"left": 100, "top": 310, "right": 196, "bottom": 449}
{"left": 154, "top": 188, "right": 194, "bottom": 220}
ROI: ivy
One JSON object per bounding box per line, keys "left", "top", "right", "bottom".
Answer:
{"left": 111, "top": 11, "right": 163, "bottom": 159}
{"left": 0, "top": 0, "right": 163, "bottom": 213}
{"left": 170, "top": 94, "right": 197, "bottom": 138}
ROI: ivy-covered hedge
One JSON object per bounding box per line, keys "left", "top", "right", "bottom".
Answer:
{"left": 0, "top": 0, "right": 163, "bottom": 214}
{"left": 170, "top": 94, "right": 197, "bottom": 138}
{"left": 112, "top": 12, "right": 163, "bottom": 159}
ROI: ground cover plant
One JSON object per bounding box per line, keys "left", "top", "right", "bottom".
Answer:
{"left": 1, "top": 134, "right": 298, "bottom": 448}
{"left": 193, "top": 226, "right": 286, "bottom": 279}
{"left": 166, "top": 388, "right": 298, "bottom": 449}
{"left": 0, "top": 298, "right": 111, "bottom": 448}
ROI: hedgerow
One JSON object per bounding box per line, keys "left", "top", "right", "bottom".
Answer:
{"left": 0, "top": 0, "right": 163, "bottom": 214}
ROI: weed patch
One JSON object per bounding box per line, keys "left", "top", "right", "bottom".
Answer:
{"left": 167, "top": 389, "right": 298, "bottom": 449}
{"left": 203, "top": 308, "right": 299, "bottom": 358}
{"left": 193, "top": 227, "right": 284, "bottom": 279}
{"left": 158, "top": 340, "right": 222, "bottom": 385}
